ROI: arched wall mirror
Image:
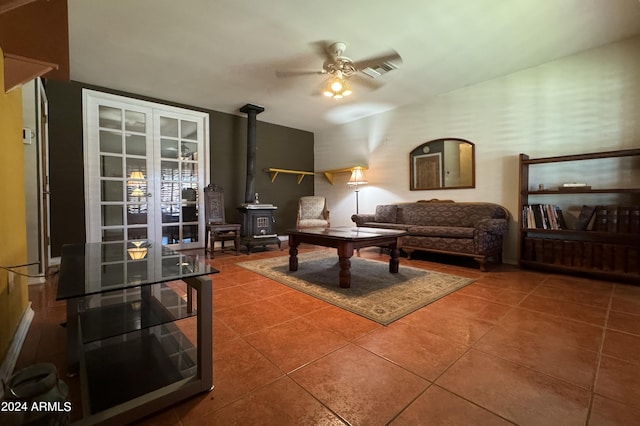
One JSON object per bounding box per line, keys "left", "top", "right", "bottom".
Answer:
{"left": 410, "top": 138, "right": 475, "bottom": 190}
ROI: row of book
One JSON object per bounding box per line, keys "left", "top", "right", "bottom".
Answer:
{"left": 593, "top": 205, "right": 640, "bottom": 233}
{"left": 522, "top": 204, "right": 567, "bottom": 230}
{"left": 523, "top": 204, "right": 640, "bottom": 232}
{"left": 522, "top": 238, "right": 640, "bottom": 275}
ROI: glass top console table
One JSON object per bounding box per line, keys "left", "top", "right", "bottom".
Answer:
{"left": 56, "top": 241, "right": 217, "bottom": 425}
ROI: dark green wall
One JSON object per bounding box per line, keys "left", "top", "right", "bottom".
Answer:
{"left": 45, "top": 80, "right": 314, "bottom": 257}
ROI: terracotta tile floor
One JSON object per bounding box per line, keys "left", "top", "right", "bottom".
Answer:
{"left": 16, "top": 245, "right": 640, "bottom": 425}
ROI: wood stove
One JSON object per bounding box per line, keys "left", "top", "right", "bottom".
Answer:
{"left": 238, "top": 198, "right": 280, "bottom": 253}
{"left": 237, "top": 104, "right": 281, "bottom": 253}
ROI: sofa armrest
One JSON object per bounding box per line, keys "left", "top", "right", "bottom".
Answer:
{"left": 475, "top": 218, "right": 509, "bottom": 235}
{"left": 474, "top": 219, "right": 508, "bottom": 256}
{"left": 351, "top": 214, "right": 376, "bottom": 226}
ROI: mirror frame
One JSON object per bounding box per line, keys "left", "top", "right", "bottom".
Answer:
{"left": 409, "top": 138, "right": 475, "bottom": 190}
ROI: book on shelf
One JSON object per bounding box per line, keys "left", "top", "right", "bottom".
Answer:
{"left": 522, "top": 204, "right": 566, "bottom": 230}
{"left": 574, "top": 205, "right": 596, "bottom": 231}
{"left": 572, "top": 242, "right": 583, "bottom": 268}
{"left": 629, "top": 246, "right": 640, "bottom": 275}
{"left": 626, "top": 205, "right": 639, "bottom": 233}
{"left": 618, "top": 207, "right": 630, "bottom": 233}
{"left": 543, "top": 240, "right": 555, "bottom": 263}
{"left": 593, "top": 205, "right": 640, "bottom": 233}
{"left": 594, "top": 205, "right": 616, "bottom": 232}
{"left": 562, "top": 241, "right": 574, "bottom": 267}
{"left": 558, "top": 185, "right": 592, "bottom": 192}
{"left": 613, "top": 245, "right": 627, "bottom": 273}
{"left": 582, "top": 242, "right": 593, "bottom": 269}
{"left": 523, "top": 238, "right": 535, "bottom": 261}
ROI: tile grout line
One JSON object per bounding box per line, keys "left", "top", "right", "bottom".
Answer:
{"left": 382, "top": 297, "right": 513, "bottom": 423}
{"left": 585, "top": 282, "right": 615, "bottom": 425}
{"left": 403, "top": 274, "right": 572, "bottom": 424}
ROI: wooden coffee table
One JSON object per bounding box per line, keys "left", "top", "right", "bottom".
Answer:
{"left": 287, "top": 227, "right": 407, "bottom": 288}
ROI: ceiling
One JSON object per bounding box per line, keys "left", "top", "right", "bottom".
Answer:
{"left": 67, "top": 0, "right": 640, "bottom": 133}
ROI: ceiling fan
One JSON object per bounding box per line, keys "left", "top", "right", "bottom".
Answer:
{"left": 276, "top": 41, "right": 402, "bottom": 99}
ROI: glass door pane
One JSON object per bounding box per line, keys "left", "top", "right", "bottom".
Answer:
{"left": 156, "top": 114, "right": 204, "bottom": 249}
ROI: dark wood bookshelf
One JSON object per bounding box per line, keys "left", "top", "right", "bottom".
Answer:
{"left": 518, "top": 149, "right": 640, "bottom": 283}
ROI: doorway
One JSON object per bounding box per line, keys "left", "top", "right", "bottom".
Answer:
{"left": 83, "top": 90, "right": 209, "bottom": 249}
{"left": 413, "top": 153, "right": 442, "bottom": 189}
{"left": 22, "top": 78, "right": 51, "bottom": 279}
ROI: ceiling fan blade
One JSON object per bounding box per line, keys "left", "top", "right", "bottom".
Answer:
{"left": 353, "top": 50, "right": 403, "bottom": 78}
{"left": 350, "top": 74, "right": 385, "bottom": 90}
{"left": 275, "top": 69, "right": 325, "bottom": 78}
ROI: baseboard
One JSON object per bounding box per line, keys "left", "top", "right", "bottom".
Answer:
{"left": 0, "top": 303, "right": 34, "bottom": 400}
{"left": 503, "top": 256, "right": 517, "bottom": 265}
{"left": 27, "top": 276, "right": 46, "bottom": 285}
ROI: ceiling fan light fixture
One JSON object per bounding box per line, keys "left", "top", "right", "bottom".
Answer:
{"left": 330, "top": 79, "right": 344, "bottom": 92}
{"left": 277, "top": 41, "right": 401, "bottom": 100}
{"left": 323, "top": 75, "right": 352, "bottom": 99}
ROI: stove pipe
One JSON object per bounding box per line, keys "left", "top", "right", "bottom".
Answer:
{"left": 239, "top": 103, "right": 265, "bottom": 204}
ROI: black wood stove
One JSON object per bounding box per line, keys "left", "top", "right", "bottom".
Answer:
{"left": 237, "top": 104, "right": 281, "bottom": 253}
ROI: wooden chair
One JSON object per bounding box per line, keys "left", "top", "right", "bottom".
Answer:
{"left": 296, "top": 196, "right": 330, "bottom": 229}
{"left": 204, "top": 184, "right": 241, "bottom": 257}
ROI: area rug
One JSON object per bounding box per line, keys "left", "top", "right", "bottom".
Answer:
{"left": 237, "top": 251, "right": 476, "bottom": 325}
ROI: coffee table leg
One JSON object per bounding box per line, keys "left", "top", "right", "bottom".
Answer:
{"left": 338, "top": 257, "right": 351, "bottom": 288}
{"left": 289, "top": 237, "right": 299, "bottom": 271}
{"left": 338, "top": 243, "right": 354, "bottom": 288}
{"left": 389, "top": 246, "right": 400, "bottom": 273}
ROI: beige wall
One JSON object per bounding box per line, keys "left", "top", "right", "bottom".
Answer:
{"left": 314, "top": 35, "right": 640, "bottom": 264}
{"left": 0, "top": 46, "right": 30, "bottom": 361}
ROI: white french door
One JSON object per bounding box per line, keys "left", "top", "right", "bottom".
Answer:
{"left": 83, "top": 90, "right": 209, "bottom": 249}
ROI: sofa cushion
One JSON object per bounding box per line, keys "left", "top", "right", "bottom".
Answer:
{"left": 298, "top": 219, "right": 330, "bottom": 228}
{"left": 407, "top": 225, "right": 475, "bottom": 238}
{"left": 375, "top": 205, "right": 397, "bottom": 223}
{"left": 398, "top": 203, "right": 508, "bottom": 227}
{"left": 401, "top": 235, "right": 475, "bottom": 255}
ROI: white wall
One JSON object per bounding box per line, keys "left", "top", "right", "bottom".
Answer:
{"left": 314, "top": 35, "right": 640, "bottom": 264}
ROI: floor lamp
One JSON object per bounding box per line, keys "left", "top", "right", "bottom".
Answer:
{"left": 348, "top": 167, "right": 368, "bottom": 214}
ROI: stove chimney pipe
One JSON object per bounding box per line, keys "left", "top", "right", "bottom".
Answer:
{"left": 239, "top": 103, "right": 265, "bottom": 204}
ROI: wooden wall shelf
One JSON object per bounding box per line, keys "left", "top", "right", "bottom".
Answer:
{"left": 264, "top": 166, "right": 368, "bottom": 185}
{"left": 0, "top": 0, "right": 39, "bottom": 14}
{"left": 0, "top": 0, "right": 70, "bottom": 85}
{"left": 322, "top": 166, "right": 368, "bottom": 185}
{"left": 264, "top": 168, "right": 315, "bottom": 184}
{"left": 3, "top": 53, "right": 58, "bottom": 92}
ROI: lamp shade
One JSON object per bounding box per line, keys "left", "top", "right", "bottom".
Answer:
{"left": 127, "top": 241, "right": 148, "bottom": 259}
{"left": 323, "top": 72, "right": 352, "bottom": 99}
{"left": 348, "top": 167, "right": 368, "bottom": 186}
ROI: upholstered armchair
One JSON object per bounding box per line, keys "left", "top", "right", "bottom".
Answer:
{"left": 296, "top": 196, "right": 330, "bottom": 229}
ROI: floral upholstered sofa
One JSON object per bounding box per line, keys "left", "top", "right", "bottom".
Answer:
{"left": 351, "top": 201, "right": 509, "bottom": 271}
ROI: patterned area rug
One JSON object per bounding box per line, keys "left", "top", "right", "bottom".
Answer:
{"left": 237, "top": 251, "right": 476, "bottom": 325}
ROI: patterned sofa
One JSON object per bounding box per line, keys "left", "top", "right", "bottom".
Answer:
{"left": 351, "top": 201, "right": 509, "bottom": 271}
